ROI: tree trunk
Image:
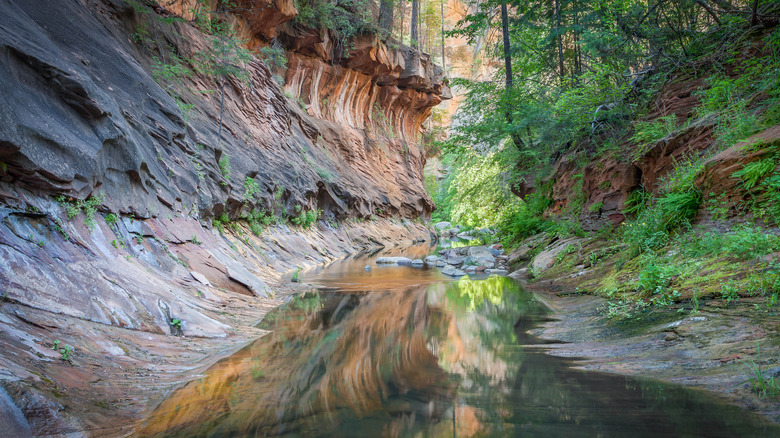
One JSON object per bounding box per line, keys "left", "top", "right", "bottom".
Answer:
{"left": 440, "top": 0, "right": 446, "bottom": 70}
{"left": 555, "top": 0, "right": 564, "bottom": 83}
{"left": 217, "top": 76, "right": 225, "bottom": 148}
{"left": 379, "top": 0, "right": 395, "bottom": 34}
{"left": 411, "top": 0, "right": 419, "bottom": 48}
{"left": 501, "top": 1, "right": 524, "bottom": 150}
{"left": 751, "top": 0, "right": 759, "bottom": 26}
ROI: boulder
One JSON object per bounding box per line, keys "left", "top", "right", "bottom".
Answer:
{"left": 376, "top": 257, "right": 413, "bottom": 265}
{"left": 424, "top": 255, "right": 439, "bottom": 263}
{"left": 411, "top": 259, "right": 424, "bottom": 266}
{"left": 436, "top": 261, "right": 446, "bottom": 267}
{"left": 441, "top": 265, "right": 466, "bottom": 277}
{"left": 466, "top": 246, "right": 495, "bottom": 266}
{"left": 433, "top": 221, "right": 451, "bottom": 230}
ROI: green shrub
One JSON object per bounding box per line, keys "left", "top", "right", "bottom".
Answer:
{"left": 290, "top": 208, "right": 320, "bottom": 229}
{"left": 244, "top": 176, "right": 261, "bottom": 202}
{"left": 56, "top": 194, "right": 104, "bottom": 231}
{"left": 219, "top": 154, "right": 231, "bottom": 182}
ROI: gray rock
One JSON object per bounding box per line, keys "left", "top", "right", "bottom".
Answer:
{"left": 365, "top": 265, "right": 371, "bottom": 271}
{"left": 436, "top": 261, "right": 446, "bottom": 267}
{"left": 479, "top": 260, "right": 495, "bottom": 269}
{"left": 424, "top": 255, "right": 439, "bottom": 263}
{"left": 485, "top": 269, "right": 508, "bottom": 275}
{"left": 509, "top": 268, "right": 530, "bottom": 281}
{"left": 411, "top": 259, "right": 424, "bottom": 266}
{"left": 441, "top": 265, "right": 466, "bottom": 277}
{"left": 376, "top": 256, "right": 413, "bottom": 265}
{"left": 434, "top": 221, "right": 451, "bottom": 230}
{"left": 531, "top": 238, "right": 585, "bottom": 273}
{"left": 464, "top": 266, "right": 477, "bottom": 273}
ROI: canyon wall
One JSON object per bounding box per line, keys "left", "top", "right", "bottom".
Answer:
{"left": 0, "top": 0, "right": 448, "bottom": 434}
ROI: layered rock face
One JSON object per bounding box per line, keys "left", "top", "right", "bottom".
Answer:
{"left": 0, "top": 0, "right": 449, "bottom": 221}
{"left": 545, "top": 70, "right": 773, "bottom": 231}
{"left": 0, "top": 0, "right": 447, "bottom": 433}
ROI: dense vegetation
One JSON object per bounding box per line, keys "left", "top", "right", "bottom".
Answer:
{"left": 432, "top": 1, "right": 780, "bottom": 315}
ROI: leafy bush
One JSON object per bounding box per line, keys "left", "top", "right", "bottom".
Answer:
{"left": 244, "top": 176, "right": 261, "bottom": 202}
{"left": 290, "top": 208, "right": 321, "bottom": 229}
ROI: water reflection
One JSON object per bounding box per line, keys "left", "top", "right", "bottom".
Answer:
{"left": 137, "top": 251, "right": 779, "bottom": 437}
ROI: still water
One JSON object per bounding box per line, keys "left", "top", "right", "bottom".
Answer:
{"left": 138, "top": 245, "right": 779, "bottom": 437}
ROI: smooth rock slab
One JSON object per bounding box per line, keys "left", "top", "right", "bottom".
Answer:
{"left": 376, "top": 256, "right": 413, "bottom": 265}
{"left": 441, "top": 265, "right": 466, "bottom": 277}
{"left": 485, "top": 269, "right": 508, "bottom": 275}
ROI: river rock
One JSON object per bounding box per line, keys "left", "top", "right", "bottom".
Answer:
{"left": 434, "top": 221, "right": 451, "bottom": 230}
{"left": 436, "top": 261, "right": 446, "bottom": 267}
{"left": 485, "top": 269, "right": 508, "bottom": 275}
{"left": 411, "top": 259, "right": 424, "bottom": 266}
{"left": 480, "top": 260, "right": 495, "bottom": 269}
{"left": 376, "top": 257, "right": 413, "bottom": 265}
{"left": 531, "top": 238, "right": 585, "bottom": 273}
{"left": 424, "top": 255, "right": 439, "bottom": 263}
{"left": 467, "top": 246, "right": 495, "bottom": 265}
{"left": 441, "top": 265, "right": 466, "bottom": 277}
{"left": 464, "top": 266, "right": 477, "bottom": 273}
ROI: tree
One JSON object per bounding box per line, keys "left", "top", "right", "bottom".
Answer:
{"left": 411, "top": 0, "right": 420, "bottom": 48}
{"left": 198, "top": 24, "right": 253, "bottom": 148}
{"left": 380, "top": 0, "right": 395, "bottom": 35}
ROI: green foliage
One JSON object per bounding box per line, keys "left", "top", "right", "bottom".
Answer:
{"left": 744, "top": 345, "right": 780, "bottom": 399}
{"left": 52, "top": 340, "right": 74, "bottom": 362}
{"left": 290, "top": 208, "right": 320, "bottom": 229}
{"left": 244, "top": 176, "right": 261, "bottom": 202}
{"left": 170, "top": 318, "right": 182, "bottom": 329}
{"left": 293, "top": 0, "right": 377, "bottom": 55}
{"left": 631, "top": 114, "right": 678, "bottom": 148}
{"left": 637, "top": 254, "right": 678, "bottom": 296}
{"left": 213, "top": 213, "right": 229, "bottom": 234}
{"left": 218, "top": 153, "right": 231, "bottom": 182}
{"left": 105, "top": 213, "right": 118, "bottom": 226}
{"left": 191, "top": 234, "right": 202, "bottom": 245}
{"left": 56, "top": 194, "right": 104, "bottom": 231}
{"left": 258, "top": 43, "right": 287, "bottom": 76}
{"left": 733, "top": 158, "right": 775, "bottom": 190}
{"left": 246, "top": 208, "right": 277, "bottom": 235}
{"left": 291, "top": 266, "right": 302, "bottom": 283}
{"left": 679, "top": 225, "right": 780, "bottom": 261}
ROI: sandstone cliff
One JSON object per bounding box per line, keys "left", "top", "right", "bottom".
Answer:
{"left": 0, "top": 0, "right": 448, "bottom": 433}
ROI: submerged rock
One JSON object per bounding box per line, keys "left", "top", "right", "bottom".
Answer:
{"left": 376, "top": 256, "right": 413, "bottom": 265}
{"left": 441, "top": 265, "right": 466, "bottom": 277}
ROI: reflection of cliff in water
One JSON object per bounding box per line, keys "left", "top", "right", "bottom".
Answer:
{"left": 137, "top": 276, "right": 778, "bottom": 437}
{"left": 136, "top": 284, "right": 456, "bottom": 437}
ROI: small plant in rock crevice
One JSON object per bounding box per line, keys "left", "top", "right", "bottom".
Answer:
{"left": 56, "top": 194, "right": 105, "bottom": 231}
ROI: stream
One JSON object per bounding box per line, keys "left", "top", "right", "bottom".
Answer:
{"left": 137, "top": 244, "right": 779, "bottom": 437}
